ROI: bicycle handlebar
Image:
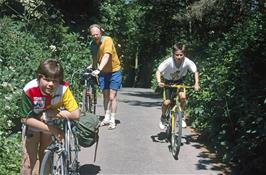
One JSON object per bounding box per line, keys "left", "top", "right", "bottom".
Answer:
{"left": 164, "top": 84, "right": 193, "bottom": 89}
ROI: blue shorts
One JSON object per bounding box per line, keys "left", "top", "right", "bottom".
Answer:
{"left": 98, "top": 70, "right": 122, "bottom": 90}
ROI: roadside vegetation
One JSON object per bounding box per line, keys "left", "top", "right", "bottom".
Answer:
{"left": 0, "top": 0, "right": 265, "bottom": 174}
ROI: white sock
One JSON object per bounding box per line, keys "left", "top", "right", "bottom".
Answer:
{"left": 110, "top": 113, "right": 116, "bottom": 123}
{"left": 104, "top": 110, "right": 111, "bottom": 121}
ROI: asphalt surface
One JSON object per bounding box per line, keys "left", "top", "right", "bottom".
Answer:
{"left": 78, "top": 88, "right": 226, "bottom": 175}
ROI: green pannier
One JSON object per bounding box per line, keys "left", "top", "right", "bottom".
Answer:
{"left": 75, "top": 112, "right": 100, "bottom": 147}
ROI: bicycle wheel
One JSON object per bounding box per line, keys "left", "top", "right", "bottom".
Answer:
{"left": 81, "top": 88, "right": 90, "bottom": 113}
{"left": 171, "top": 111, "right": 183, "bottom": 160}
{"left": 165, "top": 107, "right": 172, "bottom": 141}
{"left": 82, "top": 87, "right": 95, "bottom": 113}
{"left": 40, "top": 149, "right": 67, "bottom": 175}
{"left": 65, "top": 122, "right": 80, "bottom": 174}
{"left": 91, "top": 88, "right": 97, "bottom": 114}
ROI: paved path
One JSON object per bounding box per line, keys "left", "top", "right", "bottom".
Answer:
{"left": 78, "top": 88, "right": 226, "bottom": 175}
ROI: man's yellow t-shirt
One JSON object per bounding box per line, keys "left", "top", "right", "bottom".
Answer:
{"left": 95, "top": 36, "right": 121, "bottom": 73}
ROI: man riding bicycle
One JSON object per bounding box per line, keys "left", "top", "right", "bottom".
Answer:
{"left": 156, "top": 43, "right": 200, "bottom": 130}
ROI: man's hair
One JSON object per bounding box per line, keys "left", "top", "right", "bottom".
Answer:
{"left": 88, "top": 24, "right": 105, "bottom": 34}
{"left": 172, "top": 43, "right": 186, "bottom": 54}
{"left": 36, "top": 59, "right": 64, "bottom": 83}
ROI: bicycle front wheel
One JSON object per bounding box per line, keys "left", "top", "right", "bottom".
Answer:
{"left": 65, "top": 123, "right": 80, "bottom": 174}
{"left": 40, "top": 149, "right": 67, "bottom": 175}
{"left": 171, "top": 111, "right": 183, "bottom": 160}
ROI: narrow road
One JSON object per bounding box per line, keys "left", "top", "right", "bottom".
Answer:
{"left": 79, "top": 88, "right": 226, "bottom": 175}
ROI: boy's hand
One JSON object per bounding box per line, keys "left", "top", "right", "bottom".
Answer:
{"left": 157, "top": 82, "right": 165, "bottom": 88}
{"left": 46, "top": 109, "right": 60, "bottom": 119}
{"left": 49, "top": 126, "right": 64, "bottom": 142}
{"left": 194, "top": 84, "right": 200, "bottom": 91}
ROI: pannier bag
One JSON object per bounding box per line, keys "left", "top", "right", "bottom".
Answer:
{"left": 75, "top": 112, "right": 100, "bottom": 147}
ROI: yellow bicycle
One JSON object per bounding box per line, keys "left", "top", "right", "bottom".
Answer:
{"left": 164, "top": 84, "right": 193, "bottom": 160}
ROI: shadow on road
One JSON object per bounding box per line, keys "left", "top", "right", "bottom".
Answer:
{"left": 184, "top": 128, "right": 234, "bottom": 174}
{"left": 150, "top": 131, "right": 169, "bottom": 143}
{"left": 119, "top": 99, "right": 161, "bottom": 107}
{"left": 120, "top": 90, "right": 161, "bottom": 99}
{"left": 79, "top": 164, "right": 101, "bottom": 175}
{"left": 118, "top": 88, "right": 162, "bottom": 107}
{"left": 151, "top": 129, "right": 232, "bottom": 174}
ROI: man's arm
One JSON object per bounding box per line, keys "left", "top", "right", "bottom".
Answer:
{"left": 98, "top": 53, "right": 110, "bottom": 71}
{"left": 194, "top": 71, "right": 200, "bottom": 91}
{"left": 91, "top": 53, "right": 110, "bottom": 76}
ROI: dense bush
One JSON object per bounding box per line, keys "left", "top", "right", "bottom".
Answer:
{"left": 188, "top": 11, "right": 266, "bottom": 174}
{"left": 1, "top": 0, "right": 265, "bottom": 174}
{"left": 0, "top": 11, "right": 90, "bottom": 174}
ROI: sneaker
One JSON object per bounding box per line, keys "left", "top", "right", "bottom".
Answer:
{"left": 159, "top": 121, "right": 166, "bottom": 130}
{"left": 159, "top": 116, "right": 167, "bottom": 130}
{"left": 108, "top": 122, "right": 116, "bottom": 130}
{"left": 182, "top": 119, "right": 187, "bottom": 128}
{"left": 100, "top": 118, "right": 110, "bottom": 126}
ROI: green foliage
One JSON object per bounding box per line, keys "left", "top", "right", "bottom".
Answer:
{"left": 0, "top": 133, "right": 21, "bottom": 174}
{"left": 0, "top": 0, "right": 265, "bottom": 174}
{"left": 188, "top": 10, "right": 266, "bottom": 174}
{"left": 0, "top": 1, "right": 91, "bottom": 173}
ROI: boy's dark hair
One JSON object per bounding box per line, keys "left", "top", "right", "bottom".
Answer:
{"left": 36, "top": 59, "right": 64, "bottom": 83}
{"left": 172, "top": 43, "right": 186, "bottom": 54}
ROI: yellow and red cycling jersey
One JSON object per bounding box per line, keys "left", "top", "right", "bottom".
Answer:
{"left": 20, "top": 79, "right": 78, "bottom": 118}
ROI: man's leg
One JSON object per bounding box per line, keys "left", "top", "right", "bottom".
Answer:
{"left": 107, "top": 70, "right": 121, "bottom": 129}
{"left": 108, "top": 89, "right": 118, "bottom": 129}
{"left": 101, "top": 89, "right": 111, "bottom": 125}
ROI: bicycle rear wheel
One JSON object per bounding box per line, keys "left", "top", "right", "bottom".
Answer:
{"left": 82, "top": 87, "right": 96, "bottom": 114}
{"left": 40, "top": 149, "right": 67, "bottom": 175}
{"left": 171, "top": 111, "right": 183, "bottom": 160}
{"left": 81, "top": 88, "right": 91, "bottom": 113}
{"left": 91, "top": 88, "right": 97, "bottom": 114}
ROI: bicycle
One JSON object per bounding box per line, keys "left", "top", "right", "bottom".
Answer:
{"left": 40, "top": 118, "right": 80, "bottom": 175}
{"left": 163, "top": 84, "right": 193, "bottom": 160}
{"left": 80, "top": 68, "right": 98, "bottom": 114}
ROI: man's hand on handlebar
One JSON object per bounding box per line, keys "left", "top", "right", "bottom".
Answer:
{"left": 92, "top": 69, "right": 100, "bottom": 76}
{"left": 87, "top": 64, "right": 93, "bottom": 69}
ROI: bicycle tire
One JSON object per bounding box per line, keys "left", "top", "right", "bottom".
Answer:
{"left": 40, "top": 149, "right": 67, "bottom": 175}
{"left": 171, "top": 111, "right": 182, "bottom": 160}
{"left": 82, "top": 88, "right": 91, "bottom": 113}
{"left": 65, "top": 122, "right": 80, "bottom": 174}
{"left": 92, "top": 88, "right": 97, "bottom": 114}
{"left": 165, "top": 107, "right": 171, "bottom": 141}
{"left": 82, "top": 87, "right": 96, "bottom": 114}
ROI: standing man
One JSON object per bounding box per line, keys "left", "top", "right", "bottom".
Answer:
{"left": 88, "top": 24, "right": 122, "bottom": 129}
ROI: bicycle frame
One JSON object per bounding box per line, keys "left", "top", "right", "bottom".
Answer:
{"left": 164, "top": 84, "right": 192, "bottom": 160}
{"left": 81, "top": 69, "right": 98, "bottom": 114}
{"left": 40, "top": 119, "right": 80, "bottom": 175}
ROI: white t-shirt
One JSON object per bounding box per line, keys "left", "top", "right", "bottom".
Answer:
{"left": 158, "top": 56, "right": 197, "bottom": 81}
